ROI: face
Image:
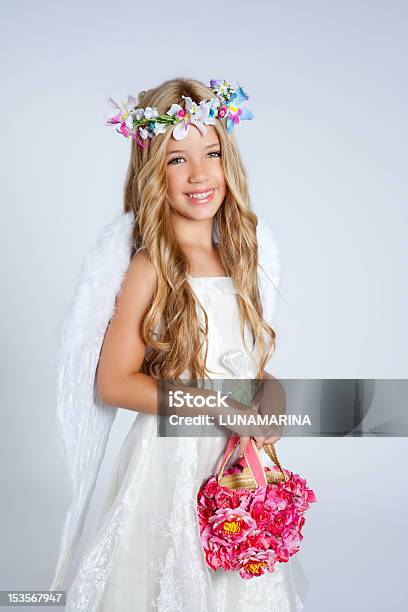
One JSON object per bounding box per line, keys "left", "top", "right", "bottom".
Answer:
{"left": 165, "top": 124, "right": 227, "bottom": 220}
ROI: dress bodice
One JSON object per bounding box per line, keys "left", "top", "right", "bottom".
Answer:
{"left": 135, "top": 245, "right": 260, "bottom": 378}
{"left": 183, "top": 276, "right": 260, "bottom": 379}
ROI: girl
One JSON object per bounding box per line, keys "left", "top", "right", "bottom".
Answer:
{"left": 51, "top": 78, "right": 307, "bottom": 611}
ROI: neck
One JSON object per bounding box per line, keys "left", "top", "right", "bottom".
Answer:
{"left": 170, "top": 211, "right": 215, "bottom": 250}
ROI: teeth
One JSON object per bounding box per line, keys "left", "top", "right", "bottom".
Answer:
{"left": 188, "top": 189, "right": 214, "bottom": 200}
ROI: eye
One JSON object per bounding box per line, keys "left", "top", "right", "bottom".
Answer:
{"left": 168, "top": 156, "right": 184, "bottom": 165}
{"left": 168, "top": 150, "right": 221, "bottom": 165}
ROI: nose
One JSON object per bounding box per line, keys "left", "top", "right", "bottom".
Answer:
{"left": 188, "top": 159, "right": 209, "bottom": 184}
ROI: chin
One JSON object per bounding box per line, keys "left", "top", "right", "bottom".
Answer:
{"left": 173, "top": 198, "right": 224, "bottom": 220}
{"left": 183, "top": 207, "right": 218, "bottom": 221}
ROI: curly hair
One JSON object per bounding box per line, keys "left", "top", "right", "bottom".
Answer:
{"left": 123, "top": 77, "right": 276, "bottom": 382}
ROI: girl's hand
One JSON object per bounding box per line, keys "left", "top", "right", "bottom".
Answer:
{"left": 237, "top": 377, "right": 285, "bottom": 456}
{"left": 252, "top": 377, "right": 285, "bottom": 449}
{"left": 238, "top": 435, "right": 251, "bottom": 458}
{"left": 238, "top": 434, "right": 281, "bottom": 457}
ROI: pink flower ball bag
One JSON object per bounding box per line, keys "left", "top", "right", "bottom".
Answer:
{"left": 196, "top": 433, "right": 317, "bottom": 579}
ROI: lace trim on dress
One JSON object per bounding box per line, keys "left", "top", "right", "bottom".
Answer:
{"left": 148, "top": 437, "right": 211, "bottom": 612}
{"left": 65, "top": 417, "right": 156, "bottom": 612}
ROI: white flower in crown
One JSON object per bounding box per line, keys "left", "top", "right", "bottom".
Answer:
{"left": 143, "top": 106, "right": 158, "bottom": 120}
{"left": 106, "top": 80, "right": 253, "bottom": 148}
{"left": 166, "top": 95, "right": 217, "bottom": 140}
{"left": 214, "top": 80, "right": 230, "bottom": 97}
{"left": 132, "top": 108, "right": 144, "bottom": 120}
{"left": 153, "top": 122, "right": 167, "bottom": 136}
{"left": 139, "top": 126, "right": 153, "bottom": 140}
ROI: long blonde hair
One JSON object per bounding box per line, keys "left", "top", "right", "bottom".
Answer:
{"left": 123, "top": 77, "right": 276, "bottom": 382}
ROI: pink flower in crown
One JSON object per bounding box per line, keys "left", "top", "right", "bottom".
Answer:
{"left": 227, "top": 105, "right": 243, "bottom": 126}
{"left": 204, "top": 507, "right": 257, "bottom": 547}
{"left": 166, "top": 96, "right": 215, "bottom": 140}
{"left": 217, "top": 105, "right": 228, "bottom": 119}
{"left": 105, "top": 96, "right": 153, "bottom": 149}
{"left": 105, "top": 95, "right": 138, "bottom": 136}
{"left": 238, "top": 548, "right": 277, "bottom": 579}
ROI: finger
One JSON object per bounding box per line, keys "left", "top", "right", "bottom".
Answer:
{"left": 238, "top": 436, "right": 250, "bottom": 457}
{"left": 250, "top": 396, "right": 262, "bottom": 411}
{"left": 253, "top": 436, "right": 266, "bottom": 449}
{"left": 264, "top": 435, "right": 281, "bottom": 445}
{"left": 252, "top": 388, "right": 263, "bottom": 406}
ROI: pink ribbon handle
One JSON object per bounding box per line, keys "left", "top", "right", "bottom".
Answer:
{"left": 217, "top": 433, "right": 267, "bottom": 488}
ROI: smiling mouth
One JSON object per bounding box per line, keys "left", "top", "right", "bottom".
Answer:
{"left": 186, "top": 188, "right": 216, "bottom": 200}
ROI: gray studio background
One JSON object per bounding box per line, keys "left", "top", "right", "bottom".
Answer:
{"left": 1, "top": 1, "right": 407, "bottom": 611}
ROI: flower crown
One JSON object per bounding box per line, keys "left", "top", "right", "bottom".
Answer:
{"left": 105, "top": 79, "right": 254, "bottom": 149}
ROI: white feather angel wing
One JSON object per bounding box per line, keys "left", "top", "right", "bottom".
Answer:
{"left": 50, "top": 212, "right": 134, "bottom": 590}
{"left": 256, "top": 217, "right": 281, "bottom": 328}
{"left": 49, "top": 212, "right": 280, "bottom": 590}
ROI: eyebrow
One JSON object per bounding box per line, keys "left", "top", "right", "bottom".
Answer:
{"left": 166, "top": 142, "right": 220, "bottom": 156}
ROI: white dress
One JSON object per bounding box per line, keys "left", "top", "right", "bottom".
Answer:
{"left": 65, "top": 277, "right": 307, "bottom": 612}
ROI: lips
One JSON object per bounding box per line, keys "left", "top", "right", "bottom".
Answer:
{"left": 186, "top": 188, "right": 215, "bottom": 195}
{"left": 185, "top": 188, "right": 216, "bottom": 203}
